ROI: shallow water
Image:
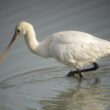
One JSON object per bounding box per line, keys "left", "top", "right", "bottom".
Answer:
{"left": 0, "top": 65, "right": 110, "bottom": 110}
{"left": 0, "top": 0, "right": 110, "bottom": 110}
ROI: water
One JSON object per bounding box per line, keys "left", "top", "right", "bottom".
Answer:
{"left": 0, "top": 0, "right": 110, "bottom": 110}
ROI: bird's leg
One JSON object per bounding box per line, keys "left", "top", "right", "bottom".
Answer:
{"left": 80, "top": 62, "right": 99, "bottom": 72}
{"left": 67, "top": 62, "right": 99, "bottom": 78}
{"left": 67, "top": 69, "right": 83, "bottom": 78}
{"left": 77, "top": 69, "right": 83, "bottom": 78}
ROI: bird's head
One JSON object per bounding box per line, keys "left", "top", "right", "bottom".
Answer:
{"left": 0, "top": 21, "right": 32, "bottom": 63}
{"left": 15, "top": 21, "right": 33, "bottom": 37}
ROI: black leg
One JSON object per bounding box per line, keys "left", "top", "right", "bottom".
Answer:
{"left": 67, "top": 69, "right": 83, "bottom": 78}
{"left": 80, "top": 62, "right": 99, "bottom": 73}
{"left": 67, "top": 62, "right": 99, "bottom": 78}
{"left": 77, "top": 69, "right": 83, "bottom": 78}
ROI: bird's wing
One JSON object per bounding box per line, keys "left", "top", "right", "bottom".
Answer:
{"left": 52, "top": 31, "right": 96, "bottom": 44}
{"left": 49, "top": 31, "right": 110, "bottom": 67}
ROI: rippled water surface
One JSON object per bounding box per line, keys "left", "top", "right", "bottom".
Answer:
{"left": 0, "top": 0, "right": 110, "bottom": 110}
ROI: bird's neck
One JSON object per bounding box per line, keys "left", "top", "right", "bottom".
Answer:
{"left": 24, "top": 28, "right": 51, "bottom": 58}
{"left": 24, "top": 29, "right": 39, "bottom": 53}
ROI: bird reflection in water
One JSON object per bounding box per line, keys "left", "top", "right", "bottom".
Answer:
{"left": 40, "top": 78, "right": 106, "bottom": 110}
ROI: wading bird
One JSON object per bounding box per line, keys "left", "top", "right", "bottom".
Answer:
{"left": 0, "top": 21, "right": 110, "bottom": 78}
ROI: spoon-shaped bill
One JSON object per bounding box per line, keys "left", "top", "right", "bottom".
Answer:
{"left": 0, "top": 32, "right": 17, "bottom": 63}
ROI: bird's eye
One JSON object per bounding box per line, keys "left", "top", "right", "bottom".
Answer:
{"left": 16, "top": 29, "right": 20, "bottom": 34}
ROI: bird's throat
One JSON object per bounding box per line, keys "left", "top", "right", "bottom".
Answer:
{"left": 24, "top": 30, "right": 39, "bottom": 54}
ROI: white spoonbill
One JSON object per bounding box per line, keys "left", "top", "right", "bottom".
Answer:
{"left": 0, "top": 21, "right": 110, "bottom": 78}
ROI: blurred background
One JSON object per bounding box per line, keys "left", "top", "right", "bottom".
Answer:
{"left": 0, "top": 0, "right": 110, "bottom": 110}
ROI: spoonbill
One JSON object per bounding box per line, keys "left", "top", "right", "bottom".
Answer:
{"left": 0, "top": 21, "right": 110, "bottom": 78}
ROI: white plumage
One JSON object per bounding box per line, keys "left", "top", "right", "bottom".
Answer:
{"left": 19, "top": 21, "right": 110, "bottom": 69}
{"left": 48, "top": 31, "right": 110, "bottom": 68}
{"left": 1, "top": 21, "right": 110, "bottom": 77}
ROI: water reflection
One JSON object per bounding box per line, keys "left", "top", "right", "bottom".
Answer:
{"left": 0, "top": 66, "right": 110, "bottom": 110}
{"left": 41, "top": 78, "right": 106, "bottom": 110}
{"left": 0, "top": 0, "right": 110, "bottom": 110}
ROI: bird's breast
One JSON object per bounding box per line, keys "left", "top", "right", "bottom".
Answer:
{"left": 49, "top": 42, "right": 76, "bottom": 67}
